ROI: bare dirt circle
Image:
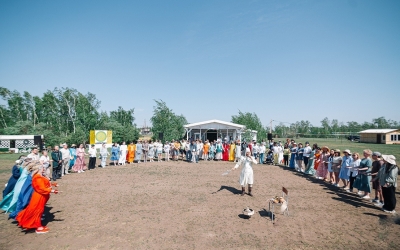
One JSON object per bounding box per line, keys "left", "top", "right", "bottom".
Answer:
{"left": 1, "top": 159, "right": 399, "bottom": 249}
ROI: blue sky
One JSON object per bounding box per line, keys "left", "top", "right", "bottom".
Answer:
{"left": 1, "top": 0, "right": 399, "bottom": 128}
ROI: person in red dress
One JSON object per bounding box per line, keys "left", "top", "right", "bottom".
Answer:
{"left": 222, "top": 142, "right": 230, "bottom": 161}
{"left": 16, "top": 161, "right": 59, "bottom": 234}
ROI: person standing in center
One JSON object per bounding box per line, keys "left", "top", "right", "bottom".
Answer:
{"left": 231, "top": 148, "right": 257, "bottom": 197}
{"left": 88, "top": 144, "right": 97, "bottom": 170}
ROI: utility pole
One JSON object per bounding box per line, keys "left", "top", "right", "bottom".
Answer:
{"left": 270, "top": 119, "right": 273, "bottom": 133}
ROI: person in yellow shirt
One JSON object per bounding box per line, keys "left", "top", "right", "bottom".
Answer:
{"left": 174, "top": 141, "right": 181, "bottom": 161}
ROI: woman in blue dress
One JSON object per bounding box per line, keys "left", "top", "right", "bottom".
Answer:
{"left": 0, "top": 159, "right": 33, "bottom": 213}
{"left": 289, "top": 143, "right": 298, "bottom": 169}
{"left": 339, "top": 149, "right": 353, "bottom": 189}
{"left": 69, "top": 144, "right": 77, "bottom": 170}
{"left": 110, "top": 143, "right": 120, "bottom": 166}
{"left": 209, "top": 142, "right": 216, "bottom": 160}
{"left": 353, "top": 149, "right": 373, "bottom": 199}
{"left": 8, "top": 172, "right": 33, "bottom": 219}
{"left": 2, "top": 156, "right": 24, "bottom": 198}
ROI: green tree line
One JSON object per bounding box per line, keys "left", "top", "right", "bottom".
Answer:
{"left": 273, "top": 117, "right": 400, "bottom": 138}
{"left": 0, "top": 87, "right": 140, "bottom": 147}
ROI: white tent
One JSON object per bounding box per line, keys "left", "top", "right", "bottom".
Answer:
{"left": 183, "top": 120, "right": 257, "bottom": 142}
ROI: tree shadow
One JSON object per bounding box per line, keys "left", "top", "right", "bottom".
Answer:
{"left": 212, "top": 185, "right": 241, "bottom": 195}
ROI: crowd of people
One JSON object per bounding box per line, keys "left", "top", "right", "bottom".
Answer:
{"left": 279, "top": 139, "right": 398, "bottom": 214}
{"left": 1, "top": 137, "right": 398, "bottom": 234}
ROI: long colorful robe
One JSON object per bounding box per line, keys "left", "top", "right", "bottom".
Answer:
{"left": 9, "top": 174, "right": 33, "bottom": 219}
{"left": 222, "top": 143, "right": 230, "bottom": 161}
{"left": 110, "top": 146, "right": 120, "bottom": 161}
{"left": 3, "top": 165, "right": 21, "bottom": 198}
{"left": 69, "top": 148, "right": 77, "bottom": 168}
{"left": 16, "top": 173, "right": 51, "bottom": 229}
{"left": 229, "top": 143, "right": 235, "bottom": 162}
{"left": 126, "top": 144, "right": 136, "bottom": 163}
{"left": 72, "top": 148, "right": 87, "bottom": 171}
{"left": 0, "top": 168, "right": 29, "bottom": 213}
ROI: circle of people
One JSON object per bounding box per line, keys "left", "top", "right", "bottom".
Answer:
{"left": 2, "top": 137, "right": 398, "bottom": 235}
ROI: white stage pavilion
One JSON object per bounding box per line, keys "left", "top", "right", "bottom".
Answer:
{"left": 183, "top": 120, "right": 257, "bottom": 142}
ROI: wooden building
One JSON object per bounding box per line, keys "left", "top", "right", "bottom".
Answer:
{"left": 359, "top": 129, "right": 400, "bottom": 144}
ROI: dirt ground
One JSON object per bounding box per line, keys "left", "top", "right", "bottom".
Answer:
{"left": 1, "top": 158, "right": 400, "bottom": 249}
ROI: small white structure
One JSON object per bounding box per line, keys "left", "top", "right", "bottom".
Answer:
{"left": 183, "top": 120, "right": 257, "bottom": 142}
{"left": 0, "top": 135, "right": 44, "bottom": 152}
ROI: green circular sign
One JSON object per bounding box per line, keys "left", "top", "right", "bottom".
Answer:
{"left": 96, "top": 131, "right": 107, "bottom": 142}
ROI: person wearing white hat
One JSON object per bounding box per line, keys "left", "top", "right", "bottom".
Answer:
{"left": 339, "top": 149, "right": 353, "bottom": 189}
{"left": 231, "top": 148, "right": 257, "bottom": 196}
{"left": 375, "top": 155, "right": 398, "bottom": 213}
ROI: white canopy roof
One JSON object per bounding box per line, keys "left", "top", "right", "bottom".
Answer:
{"left": 184, "top": 120, "right": 246, "bottom": 130}
{"left": 359, "top": 129, "right": 398, "bottom": 134}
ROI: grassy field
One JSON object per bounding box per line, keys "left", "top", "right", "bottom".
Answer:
{"left": 276, "top": 137, "right": 400, "bottom": 160}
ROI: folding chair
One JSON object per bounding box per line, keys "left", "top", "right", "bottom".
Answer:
{"left": 268, "top": 187, "right": 289, "bottom": 223}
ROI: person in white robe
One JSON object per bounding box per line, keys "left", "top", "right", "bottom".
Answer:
{"left": 231, "top": 148, "right": 257, "bottom": 196}
{"left": 118, "top": 141, "right": 127, "bottom": 165}
{"left": 278, "top": 143, "right": 284, "bottom": 164}
{"left": 235, "top": 142, "right": 241, "bottom": 162}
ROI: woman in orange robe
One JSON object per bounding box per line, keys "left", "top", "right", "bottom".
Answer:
{"left": 314, "top": 148, "right": 321, "bottom": 170}
{"left": 203, "top": 141, "right": 210, "bottom": 161}
{"left": 16, "top": 162, "right": 57, "bottom": 234}
{"left": 126, "top": 142, "right": 136, "bottom": 164}
{"left": 229, "top": 141, "right": 235, "bottom": 162}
